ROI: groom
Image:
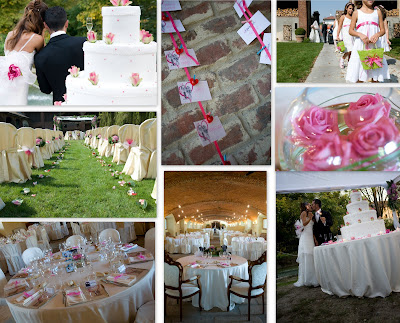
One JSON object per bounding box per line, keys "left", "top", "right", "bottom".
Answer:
{"left": 312, "top": 199, "right": 333, "bottom": 246}
{"left": 35, "top": 6, "right": 86, "bottom": 103}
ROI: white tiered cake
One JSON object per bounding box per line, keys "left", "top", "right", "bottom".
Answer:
{"left": 65, "top": 5, "right": 157, "bottom": 105}
{"left": 340, "top": 191, "right": 386, "bottom": 240}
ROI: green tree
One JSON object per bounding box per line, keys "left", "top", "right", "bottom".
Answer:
{"left": 99, "top": 112, "right": 155, "bottom": 127}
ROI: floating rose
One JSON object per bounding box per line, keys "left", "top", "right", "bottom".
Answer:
{"left": 104, "top": 33, "right": 115, "bottom": 45}
{"left": 12, "top": 199, "right": 23, "bottom": 206}
{"left": 8, "top": 64, "right": 22, "bottom": 81}
{"left": 130, "top": 73, "right": 142, "bottom": 87}
{"left": 68, "top": 65, "right": 80, "bottom": 78}
{"left": 88, "top": 72, "right": 99, "bottom": 85}
{"left": 87, "top": 31, "right": 97, "bottom": 43}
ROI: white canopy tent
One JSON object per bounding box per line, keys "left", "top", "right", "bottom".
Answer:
{"left": 276, "top": 172, "right": 400, "bottom": 194}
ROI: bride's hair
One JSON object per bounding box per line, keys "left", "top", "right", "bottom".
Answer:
{"left": 6, "top": 0, "right": 48, "bottom": 50}
{"left": 300, "top": 202, "right": 309, "bottom": 213}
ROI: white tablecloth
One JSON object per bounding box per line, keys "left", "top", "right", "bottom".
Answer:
{"left": 314, "top": 231, "right": 400, "bottom": 298}
{"left": 7, "top": 246, "right": 155, "bottom": 323}
{"left": 178, "top": 255, "right": 248, "bottom": 311}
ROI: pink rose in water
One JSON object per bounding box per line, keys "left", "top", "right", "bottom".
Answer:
{"left": 87, "top": 30, "right": 97, "bottom": 43}
{"left": 8, "top": 64, "right": 22, "bottom": 80}
{"left": 292, "top": 106, "right": 339, "bottom": 144}
{"left": 130, "top": 73, "right": 142, "bottom": 87}
{"left": 88, "top": 72, "right": 99, "bottom": 85}
{"left": 68, "top": 65, "right": 80, "bottom": 77}
{"left": 303, "top": 134, "right": 353, "bottom": 171}
{"left": 104, "top": 32, "right": 115, "bottom": 45}
{"left": 140, "top": 30, "right": 153, "bottom": 44}
{"left": 349, "top": 116, "right": 400, "bottom": 158}
{"left": 344, "top": 93, "right": 391, "bottom": 130}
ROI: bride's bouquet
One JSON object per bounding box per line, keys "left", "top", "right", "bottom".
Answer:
{"left": 294, "top": 219, "right": 304, "bottom": 238}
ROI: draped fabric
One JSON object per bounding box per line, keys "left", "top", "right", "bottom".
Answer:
{"left": 151, "top": 178, "right": 157, "bottom": 200}
{"left": 101, "top": 125, "right": 121, "bottom": 157}
{"left": 112, "top": 124, "right": 140, "bottom": 165}
{"left": 35, "top": 128, "right": 51, "bottom": 160}
{"left": 16, "top": 127, "right": 44, "bottom": 169}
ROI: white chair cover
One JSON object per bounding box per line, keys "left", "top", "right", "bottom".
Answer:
{"left": 71, "top": 223, "right": 83, "bottom": 237}
{"left": 44, "top": 129, "right": 55, "bottom": 155}
{"left": 144, "top": 228, "right": 155, "bottom": 257}
{"left": 118, "top": 223, "right": 136, "bottom": 244}
{"left": 180, "top": 238, "right": 191, "bottom": 254}
{"left": 21, "top": 247, "right": 43, "bottom": 265}
{"left": 0, "top": 267, "right": 6, "bottom": 298}
{"left": 1, "top": 244, "right": 25, "bottom": 275}
{"left": 61, "top": 221, "right": 69, "bottom": 236}
{"left": 48, "top": 222, "right": 64, "bottom": 241}
{"left": 65, "top": 235, "right": 85, "bottom": 248}
{"left": 35, "top": 128, "right": 51, "bottom": 160}
{"left": 134, "top": 300, "right": 155, "bottom": 323}
{"left": 101, "top": 125, "right": 120, "bottom": 157}
{"left": 37, "top": 227, "right": 51, "bottom": 251}
{"left": 99, "top": 229, "right": 121, "bottom": 243}
{"left": 151, "top": 177, "right": 157, "bottom": 200}
{"left": 250, "top": 242, "right": 264, "bottom": 261}
{"left": 112, "top": 124, "right": 140, "bottom": 165}
{"left": 25, "top": 235, "right": 38, "bottom": 249}
{"left": 16, "top": 127, "right": 44, "bottom": 169}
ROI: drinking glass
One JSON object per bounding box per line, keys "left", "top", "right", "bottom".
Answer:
{"left": 86, "top": 17, "right": 93, "bottom": 32}
{"left": 324, "top": 234, "right": 327, "bottom": 242}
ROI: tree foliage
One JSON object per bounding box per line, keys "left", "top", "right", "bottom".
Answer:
{"left": 98, "top": 112, "right": 155, "bottom": 127}
{"left": 276, "top": 191, "right": 350, "bottom": 253}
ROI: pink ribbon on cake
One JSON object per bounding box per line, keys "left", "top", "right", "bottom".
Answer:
{"left": 362, "top": 54, "right": 383, "bottom": 68}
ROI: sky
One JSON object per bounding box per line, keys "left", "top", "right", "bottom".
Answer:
{"left": 311, "top": 0, "right": 350, "bottom": 19}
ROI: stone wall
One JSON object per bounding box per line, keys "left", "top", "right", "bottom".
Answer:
{"left": 162, "top": 0, "right": 271, "bottom": 165}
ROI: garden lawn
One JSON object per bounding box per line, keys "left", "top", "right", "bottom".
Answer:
{"left": 0, "top": 141, "right": 156, "bottom": 217}
{"left": 385, "top": 38, "right": 400, "bottom": 60}
{"left": 277, "top": 42, "right": 324, "bottom": 83}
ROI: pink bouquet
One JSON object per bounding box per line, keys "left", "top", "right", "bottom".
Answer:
{"left": 8, "top": 64, "right": 22, "bottom": 81}
{"left": 108, "top": 135, "right": 119, "bottom": 144}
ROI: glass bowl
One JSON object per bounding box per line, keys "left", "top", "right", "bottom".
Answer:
{"left": 278, "top": 88, "right": 400, "bottom": 171}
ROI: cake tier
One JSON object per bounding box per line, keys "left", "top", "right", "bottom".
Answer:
{"left": 346, "top": 200, "right": 369, "bottom": 214}
{"left": 343, "top": 210, "right": 377, "bottom": 226}
{"left": 350, "top": 191, "right": 362, "bottom": 203}
{"left": 102, "top": 6, "right": 141, "bottom": 44}
{"left": 83, "top": 41, "right": 157, "bottom": 84}
{"left": 65, "top": 72, "right": 157, "bottom": 106}
{"left": 341, "top": 219, "right": 386, "bottom": 240}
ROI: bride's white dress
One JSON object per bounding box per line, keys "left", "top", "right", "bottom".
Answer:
{"left": 0, "top": 34, "right": 37, "bottom": 106}
{"left": 309, "top": 21, "right": 321, "bottom": 43}
{"left": 294, "top": 219, "right": 319, "bottom": 287}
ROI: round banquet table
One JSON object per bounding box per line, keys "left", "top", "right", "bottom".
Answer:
{"left": 6, "top": 246, "right": 154, "bottom": 323}
{"left": 178, "top": 255, "right": 248, "bottom": 311}
{"left": 314, "top": 231, "right": 400, "bottom": 298}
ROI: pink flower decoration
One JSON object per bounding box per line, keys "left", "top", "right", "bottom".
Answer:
{"left": 344, "top": 93, "right": 391, "bottom": 130}
{"left": 68, "top": 65, "right": 80, "bottom": 77}
{"left": 130, "top": 73, "right": 142, "bottom": 87}
{"left": 303, "top": 134, "right": 352, "bottom": 171}
{"left": 120, "top": 0, "right": 132, "bottom": 5}
{"left": 140, "top": 30, "right": 153, "bottom": 44}
{"left": 112, "top": 135, "right": 119, "bottom": 142}
{"left": 292, "top": 106, "right": 339, "bottom": 144}
{"left": 88, "top": 72, "right": 99, "bottom": 85}
{"left": 54, "top": 101, "right": 62, "bottom": 106}
{"left": 33, "top": 182, "right": 37, "bottom": 186}
{"left": 126, "top": 139, "right": 133, "bottom": 145}
{"left": 386, "top": 229, "right": 391, "bottom": 234}
{"left": 39, "top": 174, "right": 44, "bottom": 178}
{"left": 112, "top": 186, "right": 116, "bottom": 190}
{"left": 8, "top": 64, "right": 22, "bottom": 81}
{"left": 104, "top": 33, "right": 115, "bottom": 45}
{"left": 139, "top": 199, "right": 145, "bottom": 205}
{"left": 349, "top": 116, "right": 400, "bottom": 158}
{"left": 87, "top": 31, "right": 97, "bottom": 43}
{"left": 110, "top": 0, "right": 120, "bottom": 5}
{"left": 63, "top": 94, "right": 67, "bottom": 101}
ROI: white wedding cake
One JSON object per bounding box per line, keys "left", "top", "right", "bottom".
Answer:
{"left": 340, "top": 190, "right": 386, "bottom": 240}
{"left": 65, "top": 5, "right": 157, "bottom": 105}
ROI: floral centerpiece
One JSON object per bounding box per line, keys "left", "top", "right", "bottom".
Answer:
{"left": 108, "top": 135, "right": 119, "bottom": 144}
{"left": 386, "top": 180, "right": 400, "bottom": 210}
{"left": 36, "top": 137, "right": 45, "bottom": 147}
{"left": 96, "top": 134, "right": 101, "bottom": 140}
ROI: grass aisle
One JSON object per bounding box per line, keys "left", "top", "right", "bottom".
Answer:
{"left": 0, "top": 141, "right": 156, "bottom": 218}
{"left": 277, "top": 42, "right": 324, "bottom": 83}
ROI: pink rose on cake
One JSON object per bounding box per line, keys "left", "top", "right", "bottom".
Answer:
{"left": 110, "top": 0, "right": 131, "bottom": 5}
{"left": 349, "top": 116, "right": 400, "bottom": 158}
{"left": 140, "top": 30, "right": 153, "bottom": 44}
{"left": 130, "top": 73, "right": 142, "bottom": 87}
{"left": 68, "top": 65, "right": 80, "bottom": 78}
{"left": 344, "top": 93, "right": 391, "bottom": 130}
{"left": 303, "top": 134, "right": 353, "bottom": 171}
{"left": 87, "top": 31, "right": 97, "bottom": 43}
{"left": 104, "top": 32, "right": 115, "bottom": 45}
{"left": 292, "top": 106, "right": 339, "bottom": 144}
{"left": 8, "top": 64, "right": 22, "bottom": 81}
{"left": 88, "top": 72, "right": 99, "bottom": 85}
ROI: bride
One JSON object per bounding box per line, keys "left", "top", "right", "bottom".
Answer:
{"left": 294, "top": 202, "right": 319, "bottom": 287}
{"left": 309, "top": 21, "right": 321, "bottom": 43}
{"left": 0, "top": 0, "right": 48, "bottom": 106}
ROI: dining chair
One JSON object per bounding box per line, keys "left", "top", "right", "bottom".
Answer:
{"left": 99, "top": 228, "right": 121, "bottom": 243}
{"left": 227, "top": 251, "right": 267, "bottom": 321}
{"left": 164, "top": 252, "right": 202, "bottom": 321}
{"left": 145, "top": 227, "right": 155, "bottom": 257}
{"left": 180, "top": 238, "right": 190, "bottom": 254}
{"left": 22, "top": 247, "right": 44, "bottom": 265}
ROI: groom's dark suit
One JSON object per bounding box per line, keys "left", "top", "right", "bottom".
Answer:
{"left": 313, "top": 209, "right": 333, "bottom": 245}
{"left": 34, "top": 34, "right": 86, "bottom": 103}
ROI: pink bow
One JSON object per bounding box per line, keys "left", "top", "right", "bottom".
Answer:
{"left": 12, "top": 281, "right": 19, "bottom": 286}
{"left": 67, "top": 291, "right": 81, "bottom": 296}
{"left": 23, "top": 292, "right": 32, "bottom": 298}
{"left": 138, "top": 254, "right": 146, "bottom": 260}
{"left": 113, "top": 274, "right": 125, "bottom": 281}
{"left": 362, "top": 54, "right": 383, "bottom": 68}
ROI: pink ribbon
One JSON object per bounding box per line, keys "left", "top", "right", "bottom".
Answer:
{"left": 343, "top": 24, "right": 350, "bottom": 28}
{"left": 113, "top": 274, "right": 125, "bottom": 281}
{"left": 138, "top": 254, "right": 146, "bottom": 260}
{"left": 362, "top": 54, "right": 383, "bottom": 68}
{"left": 23, "top": 292, "right": 33, "bottom": 298}
{"left": 67, "top": 292, "right": 81, "bottom": 296}
{"left": 11, "top": 281, "right": 19, "bottom": 287}
{"left": 356, "top": 21, "right": 379, "bottom": 30}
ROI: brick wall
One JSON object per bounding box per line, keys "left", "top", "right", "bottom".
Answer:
{"left": 162, "top": 0, "right": 271, "bottom": 165}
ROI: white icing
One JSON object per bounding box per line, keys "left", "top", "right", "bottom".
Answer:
{"left": 341, "top": 219, "right": 386, "bottom": 240}
{"left": 343, "top": 210, "right": 377, "bottom": 226}
{"left": 350, "top": 191, "right": 362, "bottom": 203}
{"left": 346, "top": 200, "right": 369, "bottom": 214}
{"left": 102, "top": 6, "right": 141, "bottom": 44}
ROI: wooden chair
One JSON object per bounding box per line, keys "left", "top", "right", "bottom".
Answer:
{"left": 227, "top": 251, "right": 267, "bottom": 321}
{"left": 164, "top": 252, "right": 202, "bottom": 321}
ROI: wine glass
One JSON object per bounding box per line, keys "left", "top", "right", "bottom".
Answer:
{"left": 329, "top": 233, "right": 333, "bottom": 241}
{"left": 86, "top": 17, "right": 93, "bottom": 32}
{"left": 324, "top": 234, "right": 328, "bottom": 242}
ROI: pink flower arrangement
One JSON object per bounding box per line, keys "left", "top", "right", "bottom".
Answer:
{"left": 358, "top": 219, "right": 361, "bottom": 223}
{"left": 110, "top": 0, "right": 131, "bottom": 5}
{"left": 8, "top": 64, "right": 22, "bottom": 81}
{"left": 109, "top": 135, "right": 119, "bottom": 144}
{"left": 140, "top": 30, "right": 153, "bottom": 44}
{"left": 346, "top": 222, "right": 350, "bottom": 226}
{"left": 139, "top": 199, "right": 146, "bottom": 205}
{"left": 127, "top": 188, "right": 137, "bottom": 196}
{"left": 371, "top": 217, "right": 374, "bottom": 221}
{"left": 54, "top": 101, "right": 62, "bottom": 106}
{"left": 68, "top": 65, "right": 80, "bottom": 77}
{"left": 104, "top": 32, "right": 115, "bottom": 44}
{"left": 130, "top": 73, "right": 142, "bottom": 87}
{"left": 88, "top": 72, "right": 99, "bottom": 85}
{"left": 87, "top": 31, "right": 97, "bottom": 43}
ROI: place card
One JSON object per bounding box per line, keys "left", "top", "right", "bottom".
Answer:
{"left": 177, "top": 80, "right": 212, "bottom": 104}
{"left": 234, "top": 0, "right": 253, "bottom": 17}
{"left": 194, "top": 116, "right": 226, "bottom": 147}
{"left": 161, "top": 0, "right": 181, "bottom": 12}
{"left": 162, "top": 19, "right": 185, "bottom": 33}
{"left": 85, "top": 280, "right": 97, "bottom": 288}
{"left": 165, "top": 49, "right": 199, "bottom": 70}
{"left": 237, "top": 11, "right": 270, "bottom": 45}
{"left": 118, "top": 264, "right": 126, "bottom": 273}
{"left": 260, "top": 33, "right": 271, "bottom": 65}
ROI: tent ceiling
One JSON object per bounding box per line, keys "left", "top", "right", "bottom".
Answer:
{"left": 276, "top": 172, "right": 400, "bottom": 194}
{"left": 164, "top": 171, "right": 266, "bottom": 222}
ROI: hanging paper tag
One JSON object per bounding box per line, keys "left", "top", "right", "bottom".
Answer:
{"left": 234, "top": 0, "right": 253, "bottom": 18}
{"left": 161, "top": 0, "right": 182, "bottom": 12}
{"left": 162, "top": 20, "right": 185, "bottom": 33}
{"left": 194, "top": 116, "right": 226, "bottom": 147}
{"left": 177, "top": 81, "right": 212, "bottom": 104}
{"left": 237, "top": 11, "right": 270, "bottom": 45}
{"left": 260, "top": 33, "right": 271, "bottom": 65}
{"left": 165, "top": 49, "right": 199, "bottom": 70}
